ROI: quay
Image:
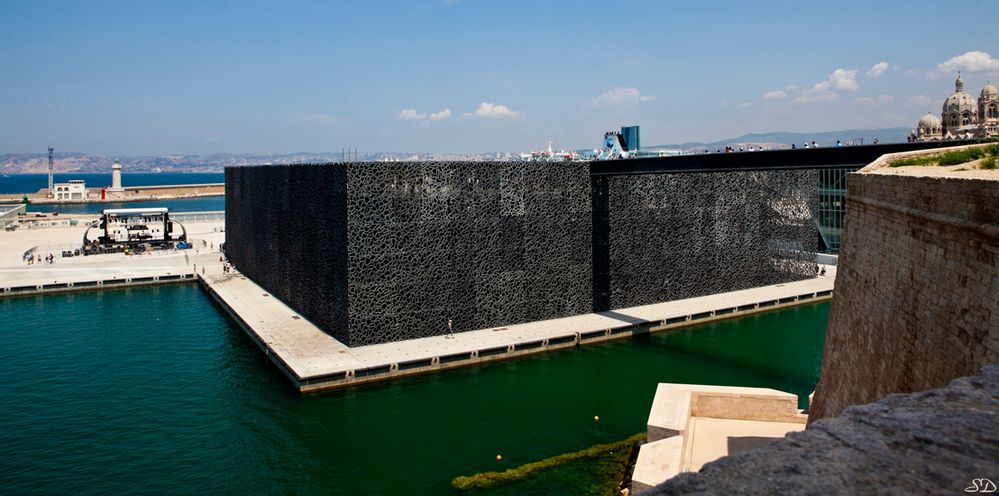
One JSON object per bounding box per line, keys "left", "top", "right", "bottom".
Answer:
{"left": 0, "top": 182, "right": 224, "bottom": 205}
{"left": 0, "top": 216, "right": 226, "bottom": 295}
{"left": 200, "top": 264, "right": 835, "bottom": 393}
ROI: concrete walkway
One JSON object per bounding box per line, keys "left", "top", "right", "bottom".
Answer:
{"left": 202, "top": 266, "right": 836, "bottom": 392}
{"left": 0, "top": 221, "right": 226, "bottom": 294}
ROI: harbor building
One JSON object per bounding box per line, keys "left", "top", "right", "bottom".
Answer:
{"left": 52, "top": 180, "right": 87, "bottom": 201}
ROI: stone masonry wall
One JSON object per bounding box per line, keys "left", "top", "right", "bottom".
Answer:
{"left": 809, "top": 172, "right": 999, "bottom": 420}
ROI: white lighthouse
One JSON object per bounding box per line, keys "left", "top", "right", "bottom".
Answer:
{"left": 109, "top": 160, "right": 124, "bottom": 192}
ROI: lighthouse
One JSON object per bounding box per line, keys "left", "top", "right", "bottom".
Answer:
{"left": 109, "top": 160, "right": 124, "bottom": 192}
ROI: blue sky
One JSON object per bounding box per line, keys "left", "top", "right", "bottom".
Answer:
{"left": 2, "top": 0, "right": 998, "bottom": 155}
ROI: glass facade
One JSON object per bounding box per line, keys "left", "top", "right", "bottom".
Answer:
{"left": 817, "top": 166, "right": 860, "bottom": 253}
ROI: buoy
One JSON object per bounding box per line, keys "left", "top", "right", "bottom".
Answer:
{"left": 594, "top": 415, "right": 600, "bottom": 422}
{"left": 496, "top": 454, "right": 502, "bottom": 461}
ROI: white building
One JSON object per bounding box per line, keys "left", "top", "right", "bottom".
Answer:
{"left": 53, "top": 180, "right": 87, "bottom": 201}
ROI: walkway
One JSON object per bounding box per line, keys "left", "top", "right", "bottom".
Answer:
{"left": 202, "top": 266, "right": 836, "bottom": 392}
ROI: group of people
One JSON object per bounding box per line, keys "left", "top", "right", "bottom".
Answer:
{"left": 815, "top": 264, "right": 827, "bottom": 277}
{"left": 220, "top": 256, "right": 235, "bottom": 274}
{"left": 721, "top": 145, "right": 768, "bottom": 153}
{"left": 26, "top": 253, "right": 56, "bottom": 265}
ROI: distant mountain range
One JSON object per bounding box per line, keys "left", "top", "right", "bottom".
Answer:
{"left": 0, "top": 127, "right": 915, "bottom": 173}
{"left": 648, "top": 127, "right": 913, "bottom": 153}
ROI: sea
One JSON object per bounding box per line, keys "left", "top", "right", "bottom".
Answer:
{"left": 0, "top": 285, "right": 829, "bottom": 496}
{"left": 0, "top": 173, "right": 225, "bottom": 213}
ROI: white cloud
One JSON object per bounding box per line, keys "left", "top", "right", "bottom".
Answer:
{"left": 735, "top": 102, "right": 751, "bottom": 108}
{"left": 829, "top": 69, "right": 859, "bottom": 91}
{"left": 854, "top": 95, "right": 894, "bottom": 105}
{"left": 867, "top": 62, "right": 889, "bottom": 78}
{"left": 429, "top": 109, "right": 452, "bottom": 120}
{"left": 761, "top": 90, "right": 786, "bottom": 100}
{"left": 937, "top": 51, "right": 999, "bottom": 74}
{"left": 792, "top": 68, "right": 859, "bottom": 104}
{"left": 398, "top": 108, "right": 452, "bottom": 121}
{"left": 464, "top": 102, "right": 521, "bottom": 119}
{"left": 784, "top": 84, "right": 798, "bottom": 91}
{"left": 585, "top": 87, "right": 656, "bottom": 108}
{"left": 908, "top": 95, "right": 933, "bottom": 106}
{"left": 793, "top": 81, "right": 838, "bottom": 104}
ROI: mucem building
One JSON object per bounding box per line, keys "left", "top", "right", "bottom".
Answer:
{"left": 224, "top": 156, "right": 835, "bottom": 347}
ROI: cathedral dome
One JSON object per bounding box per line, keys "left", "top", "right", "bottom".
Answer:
{"left": 918, "top": 113, "right": 941, "bottom": 129}
{"left": 982, "top": 82, "right": 998, "bottom": 99}
{"left": 943, "top": 87, "right": 975, "bottom": 113}
{"left": 942, "top": 73, "right": 978, "bottom": 132}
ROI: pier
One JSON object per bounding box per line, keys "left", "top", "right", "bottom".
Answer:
{"left": 0, "top": 182, "right": 224, "bottom": 205}
{"left": 200, "top": 264, "right": 835, "bottom": 393}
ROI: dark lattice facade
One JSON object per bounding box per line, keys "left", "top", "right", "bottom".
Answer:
{"left": 592, "top": 170, "right": 818, "bottom": 310}
{"left": 226, "top": 162, "right": 591, "bottom": 346}
{"left": 226, "top": 162, "right": 818, "bottom": 346}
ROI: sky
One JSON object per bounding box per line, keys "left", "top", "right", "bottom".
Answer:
{"left": 2, "top": 0, "right": 998, "bottom": 155}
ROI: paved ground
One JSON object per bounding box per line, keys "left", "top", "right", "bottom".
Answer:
{"left": 684, "top": 417, "right": 805, "bottom": 472}
{"left": 0, "top": 221, "right": 227, "bottom": 287}
{"left": 202, "top": 265, "right": 836, "bottom": 386}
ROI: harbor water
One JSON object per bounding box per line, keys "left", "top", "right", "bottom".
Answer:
{"left": 0, "top": 284, "right": 828, "bottom": 495}
{"left": 0, "top": 173, "right": 226, "bottom": 214}
{"left": 0, "top": 173, "right": 224, "bottom": 194}
{"left": 25, "top": 196, "right": 226, "bottom": 214}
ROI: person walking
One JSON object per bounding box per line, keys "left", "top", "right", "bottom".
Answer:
{"left": 446, "top": 319, "right": 455, "bottom": 339}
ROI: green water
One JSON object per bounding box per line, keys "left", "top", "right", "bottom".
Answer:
{"left": 0, "top": 284, "right": 828, "bottom": 495}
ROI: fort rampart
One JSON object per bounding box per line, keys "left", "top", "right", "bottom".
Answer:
{"left": 809, "top": 156, "right": 999, "bottom": 420}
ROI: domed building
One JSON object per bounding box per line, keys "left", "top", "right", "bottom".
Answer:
{"left": 915, "top": 113, "right": 943, "bottom": 141}
{"left": 913, "top": 73, "right": 999, "bottom": 141}
{"left": 942, "top": 74, "right": 978, "bottom": 138}
{"left": 979, "top": 81, "right": 999, "bottom": 138}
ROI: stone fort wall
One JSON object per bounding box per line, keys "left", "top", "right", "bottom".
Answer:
{"left": 226, "top": 162, "right": 818, "bottom": 346}
{"left": 809, "top": 171, "right": 999, "bottom": 420}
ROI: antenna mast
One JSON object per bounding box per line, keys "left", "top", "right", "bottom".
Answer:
{"left": 47, "top": 146, "right": 54, "bottom": 197}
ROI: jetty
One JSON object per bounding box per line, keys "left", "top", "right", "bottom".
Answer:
{"left": 201, "top": 265, "right": 835, "bottom": 393}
